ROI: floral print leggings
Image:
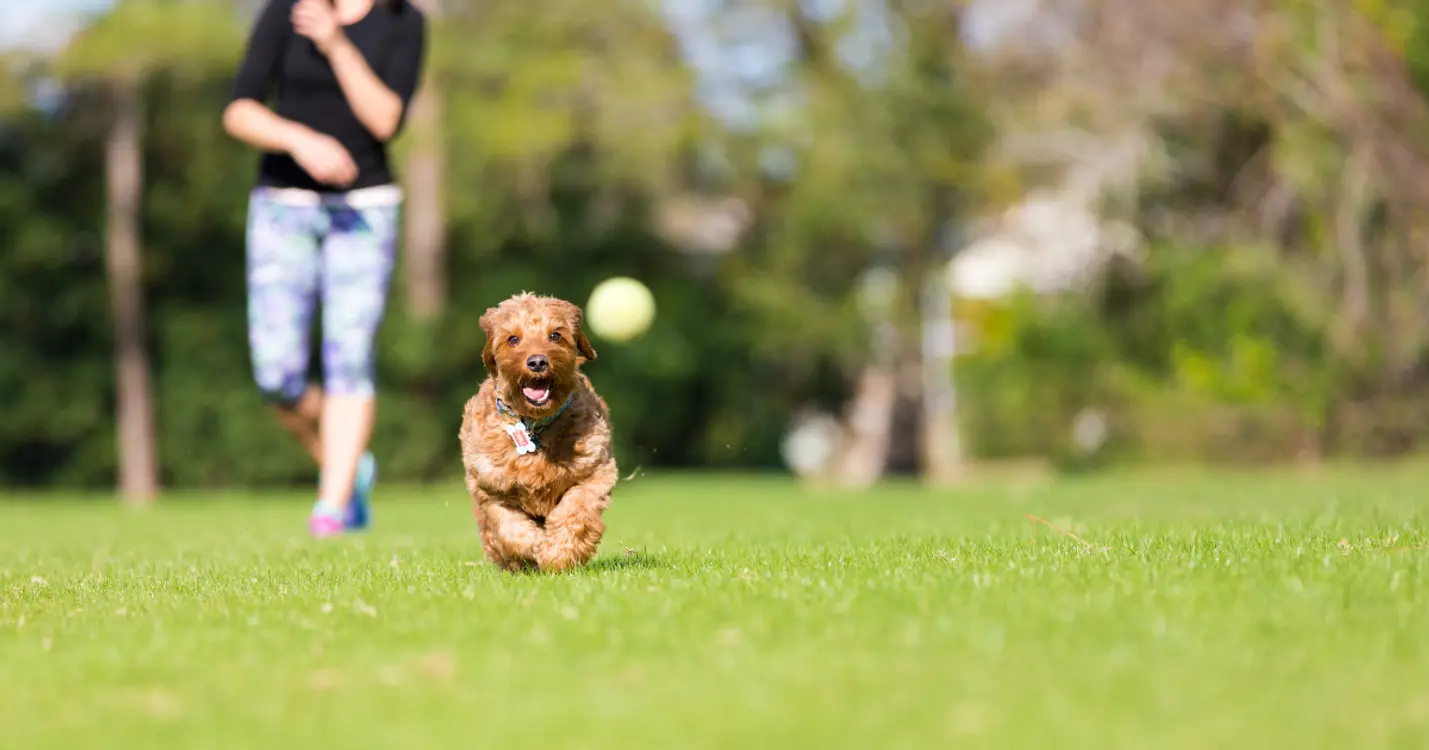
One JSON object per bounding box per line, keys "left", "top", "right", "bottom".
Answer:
{"left": 245, "top": 186, "right": 398, "bottom": 405}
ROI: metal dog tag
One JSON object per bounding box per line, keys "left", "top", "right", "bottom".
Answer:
{"left": 505, "top": 422, "right": 537, "bottom": 455}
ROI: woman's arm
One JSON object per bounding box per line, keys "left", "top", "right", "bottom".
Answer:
{"left": 224, "top": 101, "right": 357, "bottom": 187}
{"left": 292, "top": 0, "right": 427, "bottom": 142}
{"left": 322, "top": 37, "right": 404, "bottom": 141}
{"left": 222, "top": 0, "right": 297, "bottom": 150}
{"left": 222, "top": 100, "right": 309, "bottom": 154}
{"left": 223, "top": 0, "right": 356, "bottom": 186}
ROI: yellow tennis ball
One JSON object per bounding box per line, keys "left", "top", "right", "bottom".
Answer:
{"left": 586, "top": 277, "right": 656, "bottom": 342}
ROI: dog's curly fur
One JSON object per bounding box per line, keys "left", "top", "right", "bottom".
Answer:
{"left": 458, "top": 293, "right": 617, "bottom": 572}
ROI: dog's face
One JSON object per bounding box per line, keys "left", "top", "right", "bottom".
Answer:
{"left": 479, "top": 293, "right": 597, "bottom": 419}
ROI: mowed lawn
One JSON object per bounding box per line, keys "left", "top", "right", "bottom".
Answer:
{"left": 2, "top": 469, "right": 1428, "bottom": 749}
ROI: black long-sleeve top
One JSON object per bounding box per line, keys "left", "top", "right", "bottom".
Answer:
{"left": 229, "top": 0, "right": 426, "bottom": 192}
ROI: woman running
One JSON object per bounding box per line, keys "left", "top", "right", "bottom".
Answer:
{"left": 223, "top": 0, "right": 426, "bottom": 536}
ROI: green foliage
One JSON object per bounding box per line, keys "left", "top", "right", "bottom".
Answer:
{"left": 0, "top": 54, "right": 29, "bottom": 114}
{"left": 956, "top": 289, "right": 1122, "bottom": 464}
{"left": 1371, "top": 0, "right": 1429, "bottom": 88}
{"left": 3, "top": 0, "right": 997, "bottom": 487}
{"left": 714, "top": 1, "right": 993, "bottom": 379}
{"left": 430, "top": 0, "right": 698, "bottom": 243}
{"left": 0, "top": 68, "right": 828, "bottom": 486}
{"left": 957, "top": 243, "right": 1349, "bottom": 466}
{"left": 0, "top": 92, "right": 114, "bottom": 486}
{"left": 26, "top": 0, "right": 1429, "bottom": 485}
{"left": 53, "top": 0, "right": 244, "bottom": 78}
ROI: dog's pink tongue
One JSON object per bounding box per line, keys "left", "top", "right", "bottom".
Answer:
{"left": 523, "top": 386, "right": 550, "bottom": 402}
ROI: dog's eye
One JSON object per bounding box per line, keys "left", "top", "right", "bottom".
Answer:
{"left": 548, "top": 331, "right": 562, "bottom": 342}
{"left": 506, "top": 335, "right": 520, "bottom": 347}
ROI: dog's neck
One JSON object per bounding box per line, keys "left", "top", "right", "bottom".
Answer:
{"left": 494, "top": 391, "right": 574, "bottom": 436}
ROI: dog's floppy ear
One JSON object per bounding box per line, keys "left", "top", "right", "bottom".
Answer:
{"left": 553, "top": 299, "right": 597, "bottom": 362}
{"left": 478, "top": 306, "right": 499, "bottom": 374}
{"left": 574, "top": 323, "right": 597, "bottom": 363}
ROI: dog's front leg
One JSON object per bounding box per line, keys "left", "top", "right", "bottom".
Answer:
{"left": 476, "top": 498, "right": 545, "bottom": 571}
{"left": 536, "top": 461, "right": 618, "bottom": 572}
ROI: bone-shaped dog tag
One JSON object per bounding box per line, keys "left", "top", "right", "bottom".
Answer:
{"left": 505, "top": 422, "right": 537, "bottom": 455}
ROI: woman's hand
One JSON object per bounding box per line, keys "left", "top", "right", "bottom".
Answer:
{"left": 291, "top": 0, "right": 414, "bottom": 142}
{"left": 287, "top": 129, "right": 358, "bottom": 187}
{"left": 292, "top": 0, "right": 346, "bottom": 55}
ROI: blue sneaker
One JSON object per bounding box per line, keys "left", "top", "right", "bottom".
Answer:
{"left": 346, "top": 451, "right": 377, "bottom": 531}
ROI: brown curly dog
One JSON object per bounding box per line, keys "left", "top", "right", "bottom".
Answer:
{"left": 458, "top": 292, "right": 618, "bottom": 572}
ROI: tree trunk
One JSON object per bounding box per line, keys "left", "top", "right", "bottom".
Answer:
{"left": 105, "top": 75, "right": 159, "bottom": 504}
{"left": 402, "top": 1, "right": 446, "bottom": 322}
{"left": 832, "top": 364, "right": 898, "bottom": 489}
{"left": 920, "top": 269, "right": 964, "bottom": 485}
{"left": 916, "top": 187, "right": 965, "bottom": 485}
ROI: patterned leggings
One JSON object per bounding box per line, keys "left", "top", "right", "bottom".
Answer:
{"left": 245, "top": 187, "right": 398, "bottom": 405}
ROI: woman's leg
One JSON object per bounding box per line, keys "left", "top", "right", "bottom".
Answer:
{"left": 314, "top": 201, "right": 398, "bottom": 517}
{"left": 271, "top": 384, "right": 323, "bottom": 463}
{"left": 245, "top": 191, "right": 324, "bottom": 462}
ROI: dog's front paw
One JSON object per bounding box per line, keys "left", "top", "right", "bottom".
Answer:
{"left": 536, "top": 522, "right": 603, "bottom": 572}
{"left": 535, "top": 536, "right": 592, "bottom": 572}
{"left": 535, "top": 550, "right": 582, "bottom": 572}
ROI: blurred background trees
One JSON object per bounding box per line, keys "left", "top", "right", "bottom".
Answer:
{"left": 7, "top": 0, "right": 1429, "bottom": 493}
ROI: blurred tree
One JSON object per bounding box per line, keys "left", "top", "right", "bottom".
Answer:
{"left": 53, "top": 0, "right": 244, "bottom": 502}
{"left": 0, "top": 54, "right": 27, "bottom": 114}
{"left": 17, "top": 0, "right": 1429, "bottom": 489}
{"left": 953, "top": 0, "right": 1429, "bottom": 462}
{"left": 400, "top": 0, "right": 446, "bottom": 323}
{"left": 702, "top": 0, "right": 991, "bottom": 485}
{"left": 103, "top": 73, "right": 157, "bottom": 504}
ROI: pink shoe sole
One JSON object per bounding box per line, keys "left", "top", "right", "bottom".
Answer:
{"left": 308, "top": 513, "right": 345, "bottom": 538}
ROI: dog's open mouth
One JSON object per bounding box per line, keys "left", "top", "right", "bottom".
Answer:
{"left": 521, "top": 380, "right": 553, "bottom": 406}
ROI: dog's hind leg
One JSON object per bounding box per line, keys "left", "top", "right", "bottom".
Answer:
{"left": 537, "top": 462, "right": 618, "bottom": 572}
{"left": 476, "top": 501, "right": 544, "bottom": 571}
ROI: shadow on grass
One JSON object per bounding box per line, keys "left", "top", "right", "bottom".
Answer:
{"left": 493, "top": 549, "right": 670, "bottom": 577}
{"left": 586, "top": 549, "right": 668, "bottom": 573}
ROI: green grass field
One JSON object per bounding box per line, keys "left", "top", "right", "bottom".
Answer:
{"left": 3, "top": 468, "right": 1428, "bottom": 749}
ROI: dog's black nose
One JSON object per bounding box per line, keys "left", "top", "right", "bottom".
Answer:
{"left": 526, "top": 355, "right": 549, "bottom": 373}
